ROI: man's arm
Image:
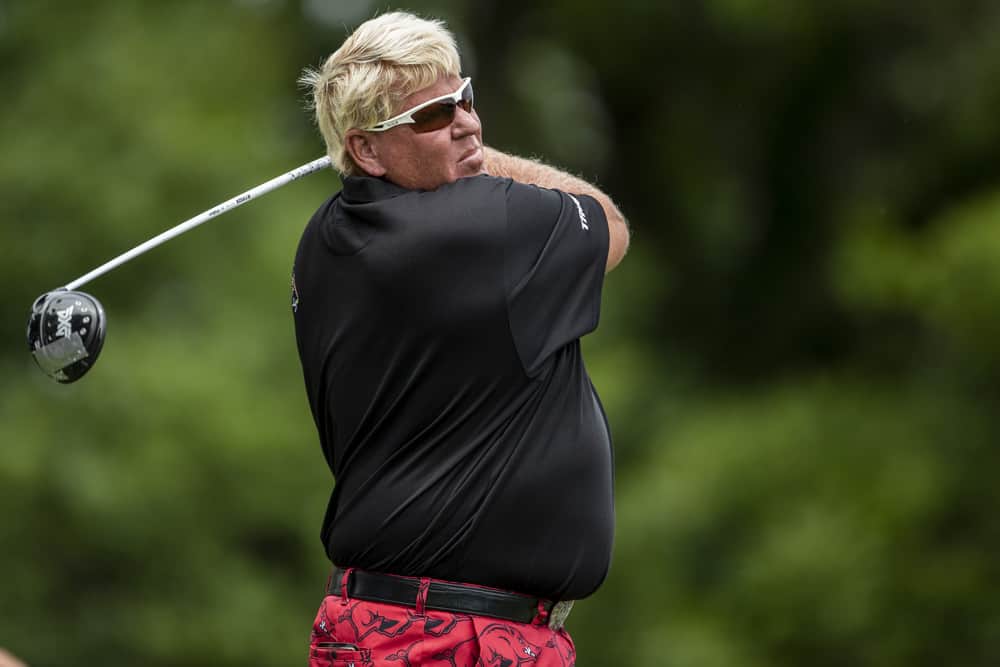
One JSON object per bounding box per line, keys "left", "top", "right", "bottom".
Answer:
{"left": 483, "top": 147, "right": 630, "bottom": 273}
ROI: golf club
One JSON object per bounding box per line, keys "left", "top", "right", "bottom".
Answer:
{"left": 26, "top": 155, "right": 331, "bottom": 384}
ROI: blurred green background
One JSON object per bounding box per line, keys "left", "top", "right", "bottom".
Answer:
{"left": 3, "top": 1, "right": 1000, "bottom": 665}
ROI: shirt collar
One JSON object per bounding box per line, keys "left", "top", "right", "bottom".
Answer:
{"left": 341, "top": 175, "right": 412, "bottom": 203}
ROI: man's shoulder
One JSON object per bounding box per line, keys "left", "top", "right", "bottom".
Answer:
{"left": 305, "top": 190, "right": 343, "bottom": 227}
{"left": 403, "top": 175, "right": 511, "bottom": 226}
{"left": 430, "top": 174, "right": 510, "bottom": 198}
{"left": 433, "top": 175, "right": 566, "bottom": 217}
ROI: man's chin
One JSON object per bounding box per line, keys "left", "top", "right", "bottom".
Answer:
{"left": 458, "top": 154, "right": 485, "bottom": 176}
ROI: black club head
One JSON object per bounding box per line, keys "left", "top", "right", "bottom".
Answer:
{"left": 26, "top": 289, "right": 107, "bottom": 383}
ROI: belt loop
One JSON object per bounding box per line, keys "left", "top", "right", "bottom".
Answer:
{"left": 415, "top": 577, "right": 431, "bottom": 615}
{"left": 532, "top": 600, "right": 549, "bottom": 626}
{"left": 339, "top": 567, "right": 354, "bottom": 606}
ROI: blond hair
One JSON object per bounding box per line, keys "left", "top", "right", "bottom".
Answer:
{"left": 300, "top": 12, "right": 462, "bottom": 175}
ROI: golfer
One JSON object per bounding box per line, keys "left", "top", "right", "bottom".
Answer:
{"left": 293, "top": 11, "right": 628, "bottom": 666}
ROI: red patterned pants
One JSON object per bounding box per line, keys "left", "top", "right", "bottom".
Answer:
{"left": 308, "top": 576, "right": 576, "bottom": 666}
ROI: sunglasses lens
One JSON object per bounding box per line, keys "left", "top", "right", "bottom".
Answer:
{"left": 406, "top": 81, "right": 474, "bottom": 133}
{"left": 411, "top": 101, "right": 457, "bottom": 133}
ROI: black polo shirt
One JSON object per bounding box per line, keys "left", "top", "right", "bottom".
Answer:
{"left": 292, "top": 173, "right": 613, "bottom": 601}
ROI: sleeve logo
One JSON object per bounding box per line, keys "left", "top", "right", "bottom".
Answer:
{"left": 568, "top": 194, "right": 590, "bottom": 230}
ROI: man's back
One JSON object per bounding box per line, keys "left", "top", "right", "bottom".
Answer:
{"left": 293, "top": 174, "right": 613, "bottom": 600}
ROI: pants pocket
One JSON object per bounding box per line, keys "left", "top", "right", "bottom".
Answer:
{"left": 309, "top": 642, "right": 372, "bottom": 667}
{"left": 470, "top": 616, "right": 576, "bottom": 666}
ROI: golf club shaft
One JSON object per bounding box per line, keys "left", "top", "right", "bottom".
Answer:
{"left": 63, "top": 156, "right": 331, "bottom": 291}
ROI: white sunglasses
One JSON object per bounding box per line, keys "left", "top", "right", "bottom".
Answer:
{"left": 366, "top": 78, "right": 474, "bottom": 133}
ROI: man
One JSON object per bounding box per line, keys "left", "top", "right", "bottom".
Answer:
{"left": 293, "top": 11, "right": 628, "bottom": 666}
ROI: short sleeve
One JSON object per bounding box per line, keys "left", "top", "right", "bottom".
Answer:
{"left": 504, "top": 180, "right": 610, "bottom": 375}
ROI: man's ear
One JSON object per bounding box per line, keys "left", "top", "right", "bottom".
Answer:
{"left": 345, "top": 130, "right": 387, "bottom": 177}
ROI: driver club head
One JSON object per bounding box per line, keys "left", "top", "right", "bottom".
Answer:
{"left": 26, "top": 289, "right": 107, "bottom": 384}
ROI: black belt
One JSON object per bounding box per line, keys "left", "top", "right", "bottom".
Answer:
{"left": 327, "top": 567, "right": 560, "bottom": 626}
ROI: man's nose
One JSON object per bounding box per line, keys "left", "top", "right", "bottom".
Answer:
{"left": 452, "top": 107, "right": 481, "bottom": 136}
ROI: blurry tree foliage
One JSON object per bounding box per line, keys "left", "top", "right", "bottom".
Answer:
{"left": 1, "top": 0, "right": 999, "bottom": 665}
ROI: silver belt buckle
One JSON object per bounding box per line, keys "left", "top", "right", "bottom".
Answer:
{"left": 548, "top": 600, "right": 574, "bottom": 630}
